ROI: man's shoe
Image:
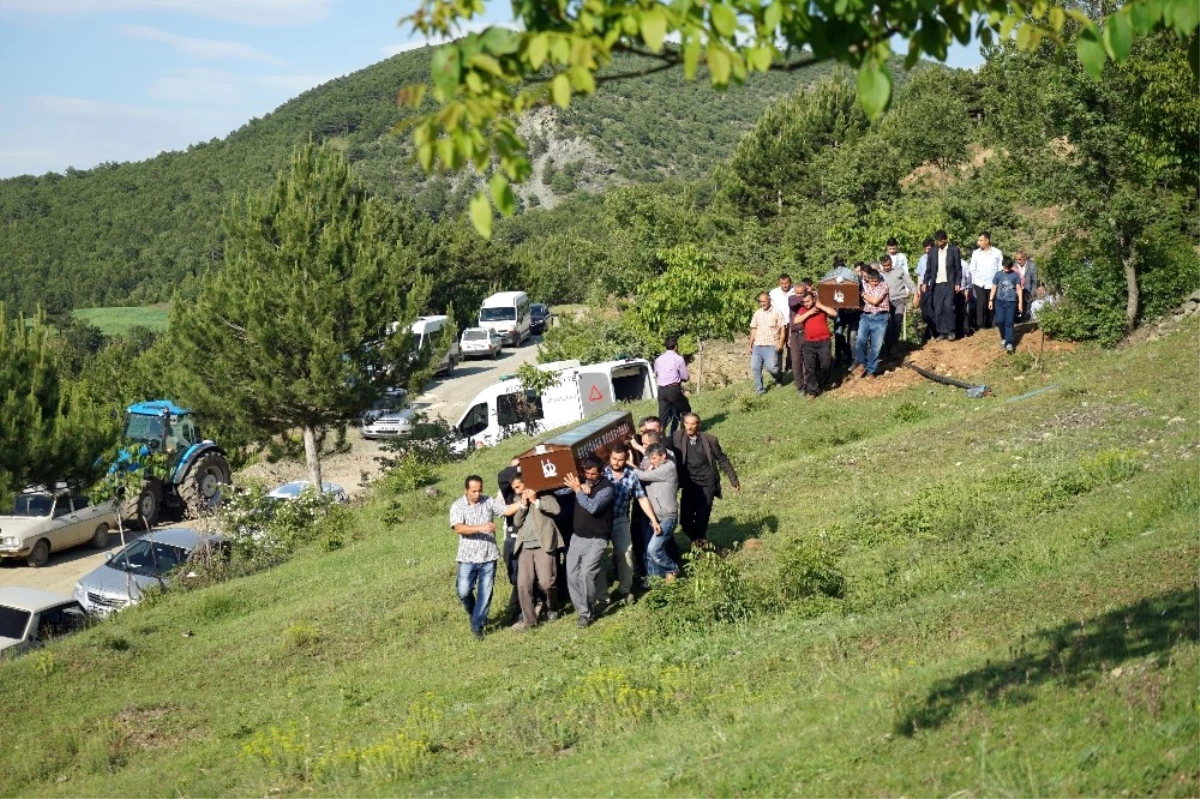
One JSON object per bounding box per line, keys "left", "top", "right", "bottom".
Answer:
{"left": 510, "top": 619, "right": 528, "bottom": 631}
{"left": 576, "top": 616, "right": 591, "bottom": 629}
{"left": 1005, "top": 343, "right": 1014, "bottom": 353}
{"left": 947, "top": 333, "right": 957, "bottom": 341}
{"left": 546, "top": 610, "right": 560, "bottom": 621}
{"left": 472, "top": 628, "right": 485, "bottom": 641}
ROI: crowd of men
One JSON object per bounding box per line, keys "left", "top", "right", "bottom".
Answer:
{"left": 448, "top": 232, "right": 1040, "bottom": 638}
{"left": 747, "top": 232, "right": 1042, "bottom": 396}
{"left": 448, "top": 413, "right": 738, "bottom": 639}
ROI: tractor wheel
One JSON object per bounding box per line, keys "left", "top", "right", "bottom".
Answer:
{"left": 132, "top": 486, "right": 160, "bottom": 530}
{"left": 180, "top": 451, "right": 232, "bottom": 519}
{"left": 27, "top": 539, "right": 50, "bottom": 568}
{"left": 90, "top": 523, "right": 111, "bottom": 550}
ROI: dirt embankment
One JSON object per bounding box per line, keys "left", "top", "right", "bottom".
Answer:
{"left": 689, "top": 324, "right": 1076, "bottom": 400}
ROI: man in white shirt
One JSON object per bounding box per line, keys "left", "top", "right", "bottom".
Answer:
{"left": 767, "top": 274, "right": 795, "bottom": 383}
{"left": 967, "top": 231, "right": 1003, "bottom": 334}
{"left": 886, "top": 237, "right": 910, "bottom": 277}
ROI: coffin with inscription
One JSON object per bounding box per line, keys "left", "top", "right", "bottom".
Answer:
{"left": 515, "top": 410, "right": 634, "bottom": 492}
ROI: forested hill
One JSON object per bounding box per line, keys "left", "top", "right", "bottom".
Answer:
{"left": 0, "top": 47, "right": 822, "bottom": 315}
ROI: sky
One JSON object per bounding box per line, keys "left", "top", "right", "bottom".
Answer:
{"left": 0, "top": 1, "right": 984, "bottom": 179}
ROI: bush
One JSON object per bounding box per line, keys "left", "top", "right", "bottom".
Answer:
{"left": 774, "top": 541, "right": 846, "bottom": 604}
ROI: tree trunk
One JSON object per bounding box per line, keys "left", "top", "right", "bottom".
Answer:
{"left": 1122, "top": 247, "right": 1140, "bottom": 335}
{"left": 303, "top": 425, "right": 323, "bottom": 489}
{"left": 696, "top": 338, "right": 704, "bottom": 394}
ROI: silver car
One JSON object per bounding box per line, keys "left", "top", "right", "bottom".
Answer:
{"left": 72, "top": 527, "right": 228, "bottom": 616}
{"left": 0, "top": 587, "right": 89, "bottom": 657}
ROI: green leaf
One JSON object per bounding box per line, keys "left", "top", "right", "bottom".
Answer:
{"left": 682, "top": 39, "right": 701, "bottom": 79}
{"left": 1103, "top": 11, "right": 1133, "bottom": 61}
{"left": 551, "top": 73, "right": 571, "bottom": 108}
{"left": 641, "top": 7, "right": 668, "bottom": 52}
{"left": 417, "top": 142, "right": 434, "bottom": 172}
{"left": 764, "top": 0, "right": 782, "bottom": 31}
{"left": 430, "top": 46, "right": 461, "bottom": 99}
{"left": 1166, "top": 0, "right": 1199, "bottom": 35}
{"left": 549, "top": 36, "right": 570, "bottom": 64}
{"left": 1076, "top": 28, "right": 1107, "bottom": 76}
{"left": 481, "top": 26, "right": 520, "bottom": 55}
{"left": 470, "top": 192, "right": 493, "bottom": 238}
{"left": 707, "top": 44, "right": 731, "bottom": 85}
{"left": 856, "top": 61, "right": 892, "bottom": 118}
{"left": 711, "top": 4, "right": 737, "bottom": 38}
{"left": 1015, "top": 22, "right": 1033, "bottom": 50}
{"left": 1049, "top": 6, "right": 1066, "bottom": 31}
{"left": 527, "top": 34, "right": 548, "bottom": 70}
{"left": 469, "top": 53, "right": 504, "bottom": 77}
{"left": 488, "top": 172, "right": 517, "bottom": 216}
{"left": 747, "top": 45, "right": 773, "bottom": 72}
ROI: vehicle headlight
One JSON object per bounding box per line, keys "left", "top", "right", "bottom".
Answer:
{"left": 0, "top": 536, "right": 20, "bottom": 548}
{"left": 73, "top": 583, "right": 85, "bottom": 601}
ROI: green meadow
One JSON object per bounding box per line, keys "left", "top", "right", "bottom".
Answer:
{"left": 73, "top": 305, "right": 171, "bottom": 336}
{"left": 1, "top": 318, "right": 1196, "bottom": 797}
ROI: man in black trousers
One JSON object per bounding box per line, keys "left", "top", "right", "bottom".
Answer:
{"left": 671, "top": 413, "right": 740, "bottom": 548}
{"left": 921, "top": 230, "right": 965, "bottom": 341}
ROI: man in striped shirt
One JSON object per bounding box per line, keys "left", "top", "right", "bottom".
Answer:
{"left": 449, "top": 475, "right": 520, "bottom": 640}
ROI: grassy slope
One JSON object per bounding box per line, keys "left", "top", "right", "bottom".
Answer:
{"left": 73, "top": 306, "right": 171, "bottom": 336}
{"left": 1, "top": 320, "right": 1197, "bottom": 797}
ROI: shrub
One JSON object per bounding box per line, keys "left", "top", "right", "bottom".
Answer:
{"left": 891, "top": 401, "right": 930, "bottom": 423}
{"left": 774, "top": 541, "right": 846, "bottom": 604}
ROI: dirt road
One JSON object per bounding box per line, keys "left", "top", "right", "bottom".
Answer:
{"left": 0, "top": 339, "right": 542, "bottom": 595}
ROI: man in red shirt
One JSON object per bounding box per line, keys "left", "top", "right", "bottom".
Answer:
{"left": 793, "top": 292, "right": 836, "bottom": 398}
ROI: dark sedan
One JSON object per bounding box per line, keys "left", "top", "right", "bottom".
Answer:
{"left": 530, "top": 303, "right": 552, "bottom": 334}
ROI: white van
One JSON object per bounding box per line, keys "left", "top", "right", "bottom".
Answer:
{"left": 478, "top": 291, "right": 532, "bottom": 347}
{"left": 453, "top": 358, "right": 657, "bottom": 451}
{"left": 411, "top": 315, "right": 460, "bottom": 376}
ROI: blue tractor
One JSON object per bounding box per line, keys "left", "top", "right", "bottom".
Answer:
{"left": 116, "top": 400, "right": 232, "bottom": 527}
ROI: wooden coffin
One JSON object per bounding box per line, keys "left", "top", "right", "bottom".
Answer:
{"left": 817, "top": 279, "right": 861, "bottom": 310}
{"left": 516, "top": 410, "right": 634, "bottom": 492}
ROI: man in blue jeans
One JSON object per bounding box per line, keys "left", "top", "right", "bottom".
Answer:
{"left": 748, "top": 291, "right": 785, "bottom": 395}
{"left": 854, "top": 265, "right": 891, "bottom": 378}
{"left": 449, "top": 474, "right": 518, "bottom": 640}
{"left": 989, "top": 255, "right": 1025, "bottom": 353}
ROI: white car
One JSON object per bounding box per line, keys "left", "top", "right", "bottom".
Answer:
{"left": 459, "top": 327, "right": 503, "bottom": 360}
{"left": 268, "top": 481, "right": 349, "bottom": 505}
{"left": 0, "top": 491, "right": 120, "bottom": 568}
{"left": 0, "top": 588, "right": 89, "bottom": 657}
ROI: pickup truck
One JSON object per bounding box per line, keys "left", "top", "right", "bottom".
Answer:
{"left": 0, "top": 491, "right": 121, "bottom": 567}
{"left": 0, "top": 587, "right": 89, "bottom": 657}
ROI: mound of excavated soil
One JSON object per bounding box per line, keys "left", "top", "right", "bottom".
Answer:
{"left": 833, "top": 326, "right": 1075, "bottom": 400}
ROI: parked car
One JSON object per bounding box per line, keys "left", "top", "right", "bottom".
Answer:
{"left": 362, "top": 406, "right": 418, "bottom": 440}
{"left": 460, "top": 327, "right": 503, "bottom": 360}
{"left": 0, "top": 489, "right": 120, "bottom": 568}
{"left": 0, "top": 588, "right": 89, "bottom": 657}
{"left": 530, "top": 303, "right": 552, "bottom": 334}
{"left": 73, "top": 527, "right": 228, "bottom": 616}
{"left": 360, "top": 389, "right": 408, "bottom": 426}
{"left": 267, "top": 481, "right": 349, "bottom": 505}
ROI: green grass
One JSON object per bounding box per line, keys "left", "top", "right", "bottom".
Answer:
{"left": 73, "top": 305, "right": 170, "bottom": 336}
{"left": 1, "top": 319, "right": 1197, "bottom": 797}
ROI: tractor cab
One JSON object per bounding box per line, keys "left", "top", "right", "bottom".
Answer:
{"left": 122, "top": 401, "right": 200, "bottom": 470}
{"left": 115, "top": 400, "right": 230, "bottom": 528}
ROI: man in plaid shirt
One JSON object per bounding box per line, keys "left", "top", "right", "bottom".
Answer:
{"left": 602, "top": 442, "right": 660, "bottom": 604}
{"left": 449, "top": 474, "right": 519, "bottom": 640}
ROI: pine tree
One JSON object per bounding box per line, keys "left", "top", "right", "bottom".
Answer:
{"left": 0, "top": 306, "right": 116, "bottom": 499}
{"left": 169, "top": 143, "right": 431, "bottom": 488}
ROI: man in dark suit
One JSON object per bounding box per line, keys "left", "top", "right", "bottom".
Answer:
{"left": 920, "top": 230, "right": 965, "bottom": 341}
{"left": 671, "top": 413, "right": 740, "bottom": 547}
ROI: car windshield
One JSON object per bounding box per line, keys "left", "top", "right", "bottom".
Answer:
{"left": 0, "top": 605, "right": 30, "bottom": 639}
{"left": 108, "top": 538, "right": 191, "bottom": 577}
{"left": 11, "top": 494, "right": 53, "bottom": 516}
{"left": 123, "top": 413, "right": 165, "bottom": 445}
{"left": 532, "top": 305, "right": 547, "bottom": 315}
{"left": 480, "top": 307, "right": 516, "bottom": 322}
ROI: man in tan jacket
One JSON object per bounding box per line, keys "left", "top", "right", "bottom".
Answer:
{"left": 509, "top": 475, "right": 564, "bottom": 630}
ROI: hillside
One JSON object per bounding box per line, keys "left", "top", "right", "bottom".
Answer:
{"left": 0, "top": 48, "right": 817, "bottom": 316}
{"left": 1, "top": 316, "right": 1195, "bottom": 796}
